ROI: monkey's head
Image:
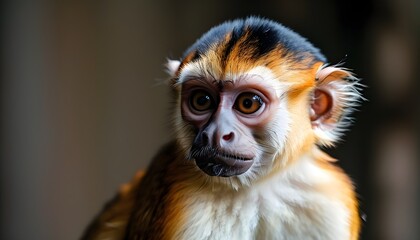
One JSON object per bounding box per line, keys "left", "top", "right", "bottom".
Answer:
{"left": 167, "top": 17, "right": 361, "bottom": 189}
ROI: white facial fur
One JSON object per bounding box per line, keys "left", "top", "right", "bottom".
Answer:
{"left": 174, "top": 60, "right": 292, "bottom": 188}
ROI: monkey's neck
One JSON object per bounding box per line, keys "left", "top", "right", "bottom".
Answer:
{"left": 126, "top": 143, "right": 352, "bottom": 239}
{"left": 163, "top": 151, "right": 352, "bottom": 240}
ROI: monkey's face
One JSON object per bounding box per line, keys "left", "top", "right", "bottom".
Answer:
{"left": 180, "top": 67, "right": 287, "bottom": 178}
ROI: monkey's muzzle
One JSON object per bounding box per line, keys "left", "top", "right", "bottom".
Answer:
{"left": 190, "top": 146, "right": 254, "bottom": 177}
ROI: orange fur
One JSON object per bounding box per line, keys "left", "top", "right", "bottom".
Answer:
{"left": 313, "top": 149, "right": 360, "bottom": 239}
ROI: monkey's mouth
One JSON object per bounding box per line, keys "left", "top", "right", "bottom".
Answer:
{"left": 189, "top": 146, "right": 254, "bottom": 177}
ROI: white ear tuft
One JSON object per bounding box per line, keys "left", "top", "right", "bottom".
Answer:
{"left": 312, "top": 65, "right": 364, "bottom": 147}
{"left": 165, "top": 59, "right": 181, "bottom": 77}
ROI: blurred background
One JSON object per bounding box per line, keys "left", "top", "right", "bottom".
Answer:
{"left": 1, "top": 0, "right": 419, "bottom": 239}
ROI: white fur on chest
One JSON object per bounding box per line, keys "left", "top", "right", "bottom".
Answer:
{"left": 178, "top": 158, "right": 350, "bottom": 240}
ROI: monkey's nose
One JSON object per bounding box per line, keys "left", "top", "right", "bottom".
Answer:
{"left": 222, "top": 132, "right": 234, "bottom": 141}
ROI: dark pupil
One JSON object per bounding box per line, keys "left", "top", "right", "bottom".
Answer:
{"left": 197, "top": 95, "right": 210, "bottom": 106}
{"left": 242, "top": 98, "right": 253, "bottom": 109}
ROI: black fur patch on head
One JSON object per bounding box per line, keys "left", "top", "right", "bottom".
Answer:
{"left": 220, "top": 26, "right": 243, "bottom": 67}
{"left": 182, "top": 17, "right": 326, "bottom": 66}
{"left": 243, "top": 24, "right": 278, "bottom": 59}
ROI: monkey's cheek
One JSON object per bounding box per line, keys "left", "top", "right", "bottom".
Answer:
{"left": 195, "top": 157, "right": 254, "bottom": 177}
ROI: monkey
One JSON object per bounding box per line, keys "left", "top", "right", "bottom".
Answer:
{"left": 82, "top": 17, "right": 362, "bottom": 240}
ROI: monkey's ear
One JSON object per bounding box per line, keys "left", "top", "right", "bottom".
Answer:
{"left": 165, "top": 59, "right": 181, "bottom": 77}
{"left": 310, "top": 65, "right": 362, "bottom": 147}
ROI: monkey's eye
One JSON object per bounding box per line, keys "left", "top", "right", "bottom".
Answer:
{"left": 190, "top": 90, "right": 214, "bottom": 112}
{"left": 234, "top": 92, "right": 263, "bottom": 114}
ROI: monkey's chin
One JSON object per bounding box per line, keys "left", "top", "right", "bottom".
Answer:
{"left": 195, "top": 156, "right": 254, "bottom": 177}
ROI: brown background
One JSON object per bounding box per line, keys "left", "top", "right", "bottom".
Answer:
{"left": 1, "top": 0, "right": 419, "bottom": 239}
